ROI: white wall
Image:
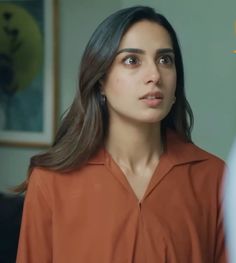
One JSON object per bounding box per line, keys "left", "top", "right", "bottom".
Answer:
{"left": 1, "top": 0, "right": 236, "bottom": 192}
{"left": 121, "top": 0, "right": 236, "bottom": 158}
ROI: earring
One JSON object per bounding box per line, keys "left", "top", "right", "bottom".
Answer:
{"left": 100, "top": 94, "right": 106, "bottom": 105}
{"left": 172, "top": 96, "right": 176, "bottom": 104}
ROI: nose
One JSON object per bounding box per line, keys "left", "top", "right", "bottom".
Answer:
{"left": 144, "top": 61, "right": 161, "bottom": 85}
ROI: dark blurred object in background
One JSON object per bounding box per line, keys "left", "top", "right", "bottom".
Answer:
{"left": 0, "top": 193, "right": 24, "bottom": 263}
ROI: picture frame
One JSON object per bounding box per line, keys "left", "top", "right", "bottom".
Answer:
{"left": 0, "top": 0, "right": 58, "bottom": 147}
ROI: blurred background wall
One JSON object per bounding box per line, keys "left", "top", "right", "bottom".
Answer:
{"left": 0, "top": 0, "right": 236, "bottom": 192}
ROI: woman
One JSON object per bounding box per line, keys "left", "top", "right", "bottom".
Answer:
{"left": 16, "top": 6, "right": 227, "bottom": 263}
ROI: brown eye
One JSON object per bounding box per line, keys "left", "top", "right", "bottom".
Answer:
{"left": 158, "top": 55, "right": 174, "bottom": 65}
{"left": 123, "top": 56, "right": 140, "bottom": 65}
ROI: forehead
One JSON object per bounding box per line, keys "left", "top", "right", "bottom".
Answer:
{"left": 119, "top": 20, "right": 173, "bottom": 50}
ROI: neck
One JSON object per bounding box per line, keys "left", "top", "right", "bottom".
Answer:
{"left": 105, "top": 117, "right": 163, "bottom": 171}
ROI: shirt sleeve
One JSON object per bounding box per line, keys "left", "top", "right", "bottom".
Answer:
{"left": 16, "top": 169, "right": 53, "bottom": 263}
{"left": 215, "top": 167, "right": 228, "bottom": 263}
{"left": 215, "top": 209, "right": 228, "bottom": 263}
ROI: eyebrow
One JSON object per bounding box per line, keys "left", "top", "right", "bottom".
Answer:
{"left": 116, "top": 48, "right": 174, "bottom": 55}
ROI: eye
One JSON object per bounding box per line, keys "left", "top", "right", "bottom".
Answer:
{"left": 122, "top": 55, "right": 141, "bottom": 66}
{"left": 158, "top": 55, "right": 174, "bottom": 65}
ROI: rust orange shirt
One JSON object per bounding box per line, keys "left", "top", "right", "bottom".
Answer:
{"left": 16, "top": 132, "right": 227, "bottom": 262}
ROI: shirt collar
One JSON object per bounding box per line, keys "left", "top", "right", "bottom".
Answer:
{"left": 163, "top": 130, "right": 209, "bottom": 166}
{"left": 87, "top": 130, "right": 209, "bottom": 166}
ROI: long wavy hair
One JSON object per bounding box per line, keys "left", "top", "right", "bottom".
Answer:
{"left": 16, "top": 6, "right": 193, "bottom": 192}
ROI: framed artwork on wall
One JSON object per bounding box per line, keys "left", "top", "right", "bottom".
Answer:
{"left": 0, "top": 0, "right": 58, "bottom": 147}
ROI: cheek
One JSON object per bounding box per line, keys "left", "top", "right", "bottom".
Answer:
{"left": 103, "top": 75, "right": 129, "bottom": 98}
{"left": 167, "top": 71, "right": 177, "bottom": 95}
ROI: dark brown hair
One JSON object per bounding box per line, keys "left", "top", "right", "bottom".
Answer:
{"left": 16, "top": 6, "right": 193, "bottom": 192}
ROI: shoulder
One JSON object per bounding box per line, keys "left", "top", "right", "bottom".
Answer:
{"left": 28, "top": 167, "right": 79, "bottom": 191}
{"left": 29, "top": 167, "right": 58, "bottom": 188}
{"left": 190, "top": 143, "right": 225, "bottom": 171}
{"left": 25, "top": 168, "right": 58, "bottom": 205}
{"left": 167, "top": 130, "right": 225, "bottom": 183}
{"left": 166, "top": 130, "right": 225, "bottom": 172}
{"left": 190, "top": 143, "right": 225, "bottom": 167}
{"left": 27, "top": 161, "right": 105, "bottom": 199}
{"left": 29, "top": 148, "right": 106, "bottom": 185}
{"left": 186, "top": 143, "right": 226, "bottom": 187}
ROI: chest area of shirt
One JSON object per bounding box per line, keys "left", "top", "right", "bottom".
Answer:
{"left": 54, "top": 164, "right": 216, "bottom": 263}
{"left": 56, "top": 162, "right": 216, "bottom": 222}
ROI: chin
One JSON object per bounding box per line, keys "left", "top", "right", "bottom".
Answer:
{"left": 143, "top": 118, "right": 162, "bottom": 124}
{"left": 139, "top": 113, "right": 167, "bottom": 124}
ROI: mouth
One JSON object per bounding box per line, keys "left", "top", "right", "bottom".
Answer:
{"left": 139, "top": 91, "right": 163, "bottom": 100}
{"left": 139, "top": 91, "right": 163, "bottom": 107}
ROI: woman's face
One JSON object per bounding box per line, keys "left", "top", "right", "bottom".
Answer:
{"left": 101, "top": 20, "right": 177, "bottom": 124}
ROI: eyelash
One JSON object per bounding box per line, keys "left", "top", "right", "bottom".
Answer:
{"left": 122, "top": 55, "right": 140, "bottom": 65}
{"left": 122, "top": 54, "right": 174, "bottom": 67}
{"left": 158, "top": 55, "right": 174, "bottom": 65}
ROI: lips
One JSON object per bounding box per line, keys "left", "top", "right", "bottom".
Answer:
{"left": 139, "top": 91, "right": 163, "bottom": 107}
{"left": 139, "top": 91, "right": 163, "bottom": 100}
